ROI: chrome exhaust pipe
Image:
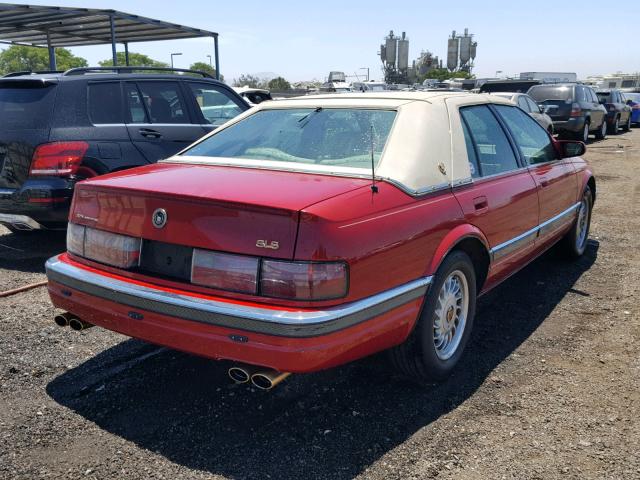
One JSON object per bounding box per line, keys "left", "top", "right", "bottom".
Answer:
{"left": 250, "top": 370, "right": 291, "bottom": 391}
{"left": 228, "top": 364, "right": 259, "bottom": 384}
{"left": 54, "top": 312, "right": 73, "bottom": 327}
{"left": 68, "top": 317, "right": 94, "bottom": 331}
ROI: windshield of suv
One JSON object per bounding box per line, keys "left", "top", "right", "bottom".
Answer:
{"left": 528, "top": 85, "right": 573, "bottom": 102}
{"left": 182, "top": 108, "right": 397, "bottom": 170}
{"left": 0, "top": 83, "right": 56, "bottom": 129}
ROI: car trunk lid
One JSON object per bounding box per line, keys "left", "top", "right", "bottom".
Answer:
{"left": 71, "top": 162, "right": 371, "bottom": 260}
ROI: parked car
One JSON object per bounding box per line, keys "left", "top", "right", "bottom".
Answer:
{"left": 624, "top": 92, "right": 640, "bottom": 125}
{"left": 491, "top": 92, "right": 554, "bottom": 133}
{"left": 528, "top": 83, "right": 607, "bottom": 143}
{"left": 46, "top": 92, "right": 595, "bottom": 389}
{"left": 0, "top": 67, "right": 249, "bottom": 233}
{"left": 233, "top": 87, "right": 273, "bottom": 105}
{"left": 596, "top": 89, "right": 632, "bottom": 134}
{"left": 479, "top": 79, "right": 540, "bottom": 94}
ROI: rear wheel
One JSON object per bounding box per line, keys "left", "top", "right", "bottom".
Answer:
{"left": 622, "top": 115, "right": 631, "bottom": 132}
{"left": 389, "top": 251, "right": 477, "bottom": 383}
{"left": 576, "top": 122, "right": 589, "bottom": 143}
{"left": 595, "top": 119, "right": 607, "bottom": 140}
{"left": 608, "top": 117, "right": 619, "bottom": 135}
{"left": 561, "top": 186, "right": 593, "bottom": 258}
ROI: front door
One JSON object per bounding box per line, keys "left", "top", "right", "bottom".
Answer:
{"left": 493, "top": 104, "right": 578, "bottom": 246}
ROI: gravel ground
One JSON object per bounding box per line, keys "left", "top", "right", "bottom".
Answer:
{"left": 0, "top": 130, "right": 639, "bottom": 480}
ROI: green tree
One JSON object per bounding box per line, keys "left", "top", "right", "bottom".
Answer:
{"left": 420, "top": 68, "right": 474, "bottom": 82}
{"left": 267, "top": 76, "right": 291, "bottom": 91}
{"left": 232, "top": 74, "right": 263, "bottom": 88}
{"left": 98, "top": 52, "right": 168, "bottom": 67}
{"left": 189, "top": 62, "right": 223, "bottom": 81}
{"left": 0, "top": 45, "right": 87, "bottom": 75}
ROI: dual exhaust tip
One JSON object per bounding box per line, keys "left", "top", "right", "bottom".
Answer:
{"left": 228, "top": 365, "right": 291, "bottom": 391}
{"left": 54, "top": 312, "right": 94, "bottom": 331}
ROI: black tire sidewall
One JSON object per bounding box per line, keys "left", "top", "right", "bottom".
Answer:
{"left": 417, "top": 251, "right": 477, "bottom": 380}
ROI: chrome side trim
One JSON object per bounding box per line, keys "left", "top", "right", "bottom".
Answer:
{"left": 490, "top": 202, "right": 580, "bottom": 261}
{"left": 45, "top": 256, "right": 432, "bottom": 337}
{"left": 0, "top": 214, "right": 44, "bottom": 230}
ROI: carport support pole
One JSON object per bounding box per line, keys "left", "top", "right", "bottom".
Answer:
{"left": 109, "top": 15, "right": 118, "bottom": 66}
{"left": 213, "top": 34, "right": 220, "bottom": 80}
{"left": 124, "top": 43, "right": 130, "bottom": 66}
{"left": 46, "top": 32, "right": 56, "bottom": 71}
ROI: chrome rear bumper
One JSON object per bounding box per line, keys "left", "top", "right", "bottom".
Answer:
{"left": 0, "top": 213, "right": 44, "bottom": 231}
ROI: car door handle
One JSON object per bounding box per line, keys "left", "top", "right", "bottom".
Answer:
{"left": 473, "top": 196, "right": 488, "bottom": 211}
{"left": 139, "top": 128, "right": 163, "bottom": 139}
{"left": 540, "top": 178, "right": 550, "bottom": 188}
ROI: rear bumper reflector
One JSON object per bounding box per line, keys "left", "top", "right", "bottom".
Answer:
{"left": 45, "top": 255, "right": 432, "bottom": 337}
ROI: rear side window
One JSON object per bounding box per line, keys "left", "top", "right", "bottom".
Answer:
{"left": 516, "top": 96, "right": 530, "bottom": 112}
{"left": 460, "top": 105, "right": 519, "bottom": 177}
{"left": 461, "top": 120, "right": 480, "bottom": 178}
{"left": 88, "top": 82, "right": 122, "bottom": 124}
{"left": 0, "top": 83, "right": 56, "bottom": 129}
{"left": 187, "top": 82, "right": 244, "bottom": 126}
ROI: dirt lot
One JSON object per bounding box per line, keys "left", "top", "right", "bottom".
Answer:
{"left": 1, "top": 129, "right": 639, "bottom": 480}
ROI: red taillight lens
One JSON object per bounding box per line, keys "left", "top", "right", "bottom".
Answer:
{"left": 67, "top": 223, "right": 141, "bottom": 269}
{"left": 191, "top": 249, "right": 259, "bottom": 294}
{"left": 570, "top": 103, "right": 582, "bottom": 117}
{"left": 30, "top": 141, "right": 89, "bottom": 176}
{"left": 260, "top": 260, "right": 348, "bottom": 300}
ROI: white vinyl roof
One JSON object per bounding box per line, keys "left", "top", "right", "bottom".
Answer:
{"left": 166, "top": 92, "right": 514, "bottom": 196}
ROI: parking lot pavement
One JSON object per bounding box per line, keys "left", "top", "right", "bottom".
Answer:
{"left": 1, "top": 130, "right": 639, "bottom": 480}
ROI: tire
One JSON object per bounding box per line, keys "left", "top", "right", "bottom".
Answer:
{"left": 561, "top": 186, "right": 593, "bottom": 258}
{"left": 622, "top": 116, "right": 631, "bottom": 132}
{"left": 595, "top": 119, "right": 607, "bottom": 140}
{"left": 608, "top": 117, "right": 619, "bottom": 135}
{"left": 576, "top": 121, "right": 589, "bottom": 143}
{"left": 389, "top": 251, "right": 477, "bottom": 383}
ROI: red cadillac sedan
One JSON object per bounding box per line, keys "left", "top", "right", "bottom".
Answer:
{"left": 46, "top": 92, "right": 595, "bottom": 389}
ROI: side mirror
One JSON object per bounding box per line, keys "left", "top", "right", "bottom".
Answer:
{"left": 627, "top": 99, "right": 634, "bottom": 106}
{"left": 557, "top": 140, "right": 586, "bottom": 158}
{"left": 539, "top": 105, "right": 545, "bottom": 114}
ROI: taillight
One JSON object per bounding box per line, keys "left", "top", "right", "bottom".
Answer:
{"left": 191, "top": 249, "right": 259, "bottom": 294}
{"left": 30, "top": 142, "right": 89, "bottom": 176}
{"left": 260, "top": 260, "right": 348, "bottom": 300}
{"left": 67, "top": 223, "right": 141, "bottom": 268}
{"left": 570, "top": 103, "right": 582, "bottom": 117}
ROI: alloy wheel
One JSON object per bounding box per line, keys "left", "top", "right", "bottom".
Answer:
{"left": 575, "top": 197, "right": 589, "bottom": 251}
{"left": 433, "top": 270, "right": 469, "bottom": 360}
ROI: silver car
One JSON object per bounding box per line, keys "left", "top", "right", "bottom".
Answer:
{"left": 491, "top": 92, "right": 554, "bottom": 134}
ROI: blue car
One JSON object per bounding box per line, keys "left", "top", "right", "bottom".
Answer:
{"left": 624, "top": 92, "right": 640, "bottom": 125}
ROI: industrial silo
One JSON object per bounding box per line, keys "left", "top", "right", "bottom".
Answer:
{"left": 459, "top": 30, "right": 472, "bottom": 66}
{"left": 447, "top": 31, "right": 459, "bottom": 71}
{"left": 397, "top": 32, "right": 409, "bottom": 71}
{"left": 385, "top": 31, "right": 397, "bottom": 67}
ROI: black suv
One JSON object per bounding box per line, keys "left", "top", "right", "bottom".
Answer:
{"left": 527, "top": 83, "right": 608, "bottom": 143}
{"left": 0, "top": 67, "right": 249, "bottom": 233}
{"left": 596, "top": 89, "right": 632, "bottom": 134}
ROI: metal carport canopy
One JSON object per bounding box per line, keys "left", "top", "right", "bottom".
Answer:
{"left": 0, "top": 3, "right": 220, "bottom": 78}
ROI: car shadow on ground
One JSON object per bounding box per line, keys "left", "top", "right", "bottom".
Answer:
{"left": 46, "top": 241, "right": 599, "bottom": 480}
{"left": 0, "top": 230, "right": 66, "bottom": 274}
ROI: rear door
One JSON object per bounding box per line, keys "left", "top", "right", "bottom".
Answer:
{"left": 452, "top": 104, "right": 540, "bottom": 281}
{"left": 0, "top": 79, "right": 56, "bottom": 190}
{"left": 124, "top": 80, "right": 205, "bottom": 162}
{"left": 494, "top": 104, "right": 578, "bottom": 245}
{"left": 585, "top": 87, "right": 605, "bottom": 127}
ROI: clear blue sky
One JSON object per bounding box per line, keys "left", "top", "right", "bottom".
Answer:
{"left": 4, "top": 0, "right": 638, "bottom": 82}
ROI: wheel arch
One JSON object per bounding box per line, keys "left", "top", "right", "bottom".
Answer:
{"left": 426, "top": 224, "right": 491, "bottom": 294}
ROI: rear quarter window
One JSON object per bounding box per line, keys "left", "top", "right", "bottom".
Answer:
{"left": 0, "top": 83, "right": 56, "bottom": 129}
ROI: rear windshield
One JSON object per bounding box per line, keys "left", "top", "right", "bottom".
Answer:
{"left": 596, "top": 92, "right": 611, "bottom": 103}
{"left": 182, "top": 108, "right": 397, "bottom": 170}
{"left": 528, "top": 85, "right": 573, "bottom": 102}
{"left": 625, "top": 93, "right": 640, "bottom": 103}
{"left": 0, "top": 83, "right": 56, "bottom": 129}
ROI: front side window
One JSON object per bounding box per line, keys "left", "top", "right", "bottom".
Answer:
{"left": 494, "top": 105, "right": 556, "bottom": 165}
{"left": 187, "top": 82, "right": 244, "bottom": 126}
{"left": 183, "top": 108, "right": 396, "bottom": 170}
{"left": 460, "top": 105, "right": 519, "bottom": 177}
